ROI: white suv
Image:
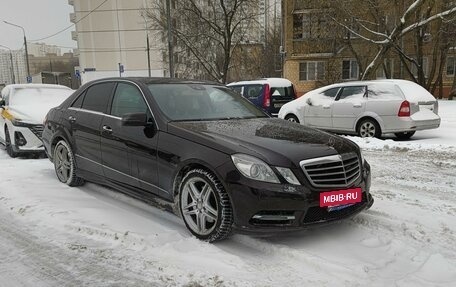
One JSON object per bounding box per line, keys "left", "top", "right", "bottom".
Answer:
{"left": 0, "top": 84, "right": 73, "bottom": 157}
{"left": 278, "top": 80, "right": 440, "bottom": 139}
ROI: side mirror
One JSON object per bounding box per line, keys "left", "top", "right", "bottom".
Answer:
{"left": 306, "top": 98, "right": 312, "bottom": 106}
{"left": 121, "top": 112, "right": 148, "bottom": 126}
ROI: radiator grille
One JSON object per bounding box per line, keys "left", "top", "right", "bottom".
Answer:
{"left": 300, "top": 153, "right": 361, "bottom": 188}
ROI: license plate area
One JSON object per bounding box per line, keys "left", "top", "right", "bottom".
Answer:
{"left": 274, "top": 103, "right": 284, "bottom": 108}
{"left": 320, "top": 188, "right": 362, "bottom": 208}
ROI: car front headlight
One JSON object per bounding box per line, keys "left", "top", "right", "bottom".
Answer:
{"left": 275, "top": 167, "right": 301, "bottom": 185}
{"left": 11, "top": 118, "right": 25, "bottom": 126}
{"left": 231, "top": 154, "right": 280, "bottom": 183}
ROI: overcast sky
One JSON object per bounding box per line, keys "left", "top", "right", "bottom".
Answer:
{"left": 0, "top": 0, "right": 75, "bottom": 52}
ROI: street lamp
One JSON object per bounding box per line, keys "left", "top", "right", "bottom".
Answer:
{"left": 0, "top": 44, "right": 16, "bottom": 84}
{"left": 3, "top": 20, "right": 31, "bottom": 83}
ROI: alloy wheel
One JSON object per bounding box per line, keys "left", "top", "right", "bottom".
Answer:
{"left": 181, "top": 177, "right": 219, "bottom": 236}
{"left": 359, "top": 121, "right": 376, "bottom": 138}
{"left": 54, "top": 144, "right": 72, "bottom": 183}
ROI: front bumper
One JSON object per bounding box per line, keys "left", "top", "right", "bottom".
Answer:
{"left": 8, "top": 124, "right": 45, "bottom": 154}
{"left": 216, "top": 160, "right": 373, "bottom": 234}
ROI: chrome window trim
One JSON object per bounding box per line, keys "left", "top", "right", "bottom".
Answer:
{"left": 75, "top": 154, "right": 169, "bottom": 194}
{"left": 70, "top": 79, "right": 160, "bottom": 130}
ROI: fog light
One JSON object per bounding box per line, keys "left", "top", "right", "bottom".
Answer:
{"left": 14, "top": 131, "right": 27, "bottom": 146}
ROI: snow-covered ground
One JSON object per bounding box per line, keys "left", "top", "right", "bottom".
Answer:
{"left": 0, "top": 101, "right": 455, "bottom": 286}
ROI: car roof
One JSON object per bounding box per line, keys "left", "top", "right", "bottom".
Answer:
{"left": 227, "top": 78, "right": 293, "bottom": 87}
{"left": 88, "top": 77, "right": 221, "bottom": 86}
{"left": 307, "top": 79, "right": 417, "bottom": 95}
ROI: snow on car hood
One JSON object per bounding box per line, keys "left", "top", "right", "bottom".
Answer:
{"left": 7, "top": 87, "right": 73, "bottom": 124}
{"left": 7, "top": 105, "right": 55, "bottom": 124}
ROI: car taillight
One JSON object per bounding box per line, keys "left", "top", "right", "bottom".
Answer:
{"left": 263, "top": 84, "right": 270, "bottom": 108}
{"left": 398, "top": 100, "right": 410, "bottom": 117}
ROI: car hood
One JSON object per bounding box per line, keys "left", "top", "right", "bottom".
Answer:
{"left": 6, "top": 105, "right": 50, "bottom": 124}
{"left": 168, "top": 118, "right": 360, "bottom": 167}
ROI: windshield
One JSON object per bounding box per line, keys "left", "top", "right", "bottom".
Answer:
{"left": 148, "top": 84, "right": 268, "bottom": 121}
{"left": 10, "top": 87, "right": 73, "bottom": 107}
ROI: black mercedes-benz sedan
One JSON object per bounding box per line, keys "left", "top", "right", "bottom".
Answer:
{"left": 42, "top": 77, "right": 373, "bottom": 242}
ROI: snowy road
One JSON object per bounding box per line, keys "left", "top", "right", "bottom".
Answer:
{"left": 0, "top": 147, "right": 455, "bottom": 286}
{"left": 0, "top": 101, "right": 455, "bottom": 287}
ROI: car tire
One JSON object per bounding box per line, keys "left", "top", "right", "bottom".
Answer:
{"left": 285, "top": 114, "right": 300, "bottom": 123}
{"left": 53, "top": 140, "right": 85, "bottom": 186}
{"left": 5, "top": 126, "right": 18, "bottom": 158}
{"left": 357, "top": 119, "right": 381, "bottom": 138}
{"left": 394, "top": 131, "right": 415, "bottom": 140}
{"left": 179, "top": 169, "right": 233, "bottom": 242}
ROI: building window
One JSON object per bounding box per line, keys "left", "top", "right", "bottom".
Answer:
{"left": 299, "top": 61, "right": 325, "bottom": 81}
{"left": 376, "top": 59, "right": 394, "bottom": 79}
{"left": 411, "top": 57, "right": 429, "bottom": 78}
{"left": 293, "top": 12, "right": 331, "bottom": 39}
{"left": 447, "top": 56, "right": 455, "bottom": 76}
{"left": 342, "top": 59, "right": 359, "bottom": 80}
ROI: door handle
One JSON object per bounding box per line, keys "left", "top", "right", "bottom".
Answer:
{"left": 323, "top": 105, "right": 331, "bottom": 109}
{"left": 102, "top": 125, "right": 113, "bottom": 133}
{"left": 353, "top": 104, "right": 362, "bottom": 108}
{"left": 68, "top": 116, "right": 76, "bottom": 123}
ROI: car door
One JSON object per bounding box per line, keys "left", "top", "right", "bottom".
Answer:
{"left": 102, "top": 82, "right": 161, "bottom": 196}
{"left": 70, "top": 82, "right": 116, "bottom": 176}
{"left": 305, "top": 87, "right": 339, "bottom": 128}
{"left": 331, "top": 86, "right": 367, "bottom": 130}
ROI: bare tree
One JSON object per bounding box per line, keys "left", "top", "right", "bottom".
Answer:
{"left": 330, "top": 0, "right": 456, "bottom": 82}
{"left": 146, "top": 0, "right": 260, "bottom": 83}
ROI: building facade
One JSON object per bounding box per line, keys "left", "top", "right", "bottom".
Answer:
{"left": 68, "top": 0, "right": 166, "bottom": 84}
{"left": 0, "top": 49, "right": 28, "bottom": 85}
{"left": 27, "top": 43, "right": 62, "bottom": 57}
{"left": 282, "top": 0, "right": 456, "bottom": 98}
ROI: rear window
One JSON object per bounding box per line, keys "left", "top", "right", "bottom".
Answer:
{"left": 396, "top": 81, "right": 435, "bottom": 102}
{"left": 270, "top": 86, "right": 295, "bottom": 98}
{"left": 244, "top": 85, "right": 263, "bottom": 99}
{"left": 368, "top": 83, "right": 403, "bottom": 100}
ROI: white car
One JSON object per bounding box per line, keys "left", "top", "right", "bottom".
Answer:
{"left": 0, "top": 84, "right": 74, "bottom": 157}
{"left": 278, "top": 80, "right": 441, "bottom": 139}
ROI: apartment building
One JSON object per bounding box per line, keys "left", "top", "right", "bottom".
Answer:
{"left": 282, "top": 0, "right": 456, "bottom": 98}
{"left": 0, "top": 49, "right": 27, "bottom": 85}
{"left": 68, "top": 0, "right": 166, "bottom": 84}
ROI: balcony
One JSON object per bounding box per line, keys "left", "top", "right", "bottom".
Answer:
{"left": 69, "top": 13, "right": 76, "bottom": 23}
{"left": 68, "top": 0, "right": 74, "bottom": 6}
{"left": 291, "top": 39, "right": 337, "bottom": 57}
{"left": 71, "top": 31, "right": 78, "bottom": 41}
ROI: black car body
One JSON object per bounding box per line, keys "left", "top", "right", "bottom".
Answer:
{"left": 42, "top": 77, "right": 373, "bottom": 241}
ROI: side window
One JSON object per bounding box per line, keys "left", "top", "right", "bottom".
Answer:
{"left": 243, "top": 84, "right": 263, "bottom": 99}
{"left": 81, "top": 82, "right": 116, "bottom": 113}
{"left": 229, "top": 86, "right": 242, "bottom": 95}
{"left": 110, "top": 83, "right": 147, "bottom": 117}
{"left": 338, "top": 86, "right": 366, "bottom": 101}
{"left": 71, "top": 91, "right": 85, "bottom": 108}
{"left": 368, "top": 84, "right": 403, "bottom": 100}
{"left": 320, "top": 88, "right": 340, "bottom": 99}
